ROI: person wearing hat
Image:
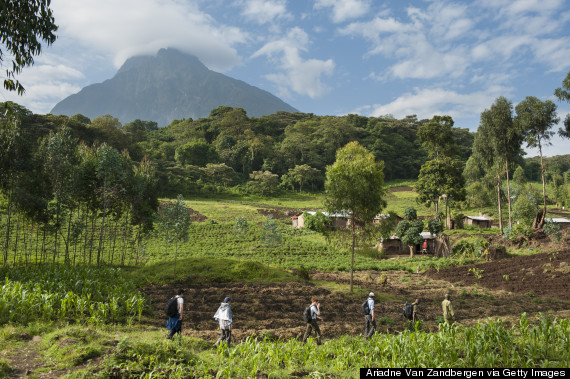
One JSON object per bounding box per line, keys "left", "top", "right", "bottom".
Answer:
{"left": 213, "top": 296, "right": 233, "bottom": 347}
{"left": 364, "top": 292, "right": 376, "bottom": 339}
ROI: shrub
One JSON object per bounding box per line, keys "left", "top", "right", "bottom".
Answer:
{"left": 304, "top": 211, "right": 332, "bottom": 234}
{"left": 544, "top": 221, "right": 562, "bottom": 243}
{"left": 297, "top": 265, "right": 312, "bottom": 281}
{"left": 452, "top": 213, "right": 465, "bottom": 229}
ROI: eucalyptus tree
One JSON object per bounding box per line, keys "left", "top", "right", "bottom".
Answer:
{"left": 515, "top": 96, "right": 559, "bottom": 227}
{"left": 0, "top": 103, "right": 32, "bottom": 264}
{"left": 554, "top": 71, "right": 570, "bottom": 138}
{"left": 324, "top": 141, "right": 386, "bottom": 292}
{"left": 127, "top": 155, "right": 158, "bottom": 265}
{"left": 473, "top": 97, "right": 524, "bottom": 231}
{"left": 39, "top": 127, "right": 79, "bottom": 262}
{"left": 156, "top": 195, "right": 190, "bottom": 280}
{"left": 94, "top": 144, "right": 129, "bottom": 265}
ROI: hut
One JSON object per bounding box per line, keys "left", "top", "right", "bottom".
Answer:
{"left": 463, "top": 215, "right": 492, "bottom": 228}
{"left": 292, "top": 211, "right": 352, "bottom": 229}
{"left": 545, "top": 217, "right": 570, "bottom": 230}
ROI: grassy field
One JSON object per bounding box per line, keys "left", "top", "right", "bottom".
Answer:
{"left": 1, "top": 185, "right": 569, "bottom": 377}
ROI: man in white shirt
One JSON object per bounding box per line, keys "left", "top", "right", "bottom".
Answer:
{"left": 365, "top": 292, "right": 376, "bottom": 339}
{"left": 302, "top": 297, "right": 323, "bottom": 345}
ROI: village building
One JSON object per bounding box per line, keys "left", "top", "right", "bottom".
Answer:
{"left": 545, "top": 217, "right": 570, "bottom": 230}
{"left": 292, "top": 211, "right": 352, "bottom": 229}
{"left": 463, "top": 215, "right": 492, "bottom": 228}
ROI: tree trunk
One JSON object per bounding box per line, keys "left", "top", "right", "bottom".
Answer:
{"left": 13, "top": 212, "right": 21, "bottom": 265}
{"left": 409, "top": 245, "right": 415, "bottom": 257}
{"left": 505, "top": 160, "right": 513, "bottom": 229}
{"left": 3, "top": 187, "right": 13, "bottom": 266}
{"left": 539, "top": 142, "right": 547, "bottom": 228}
{"left": 350, "top": 216, "right": 355, "bottom": 293}
{"left": 497, "top": 176, "right": 503, "bottom": 235}
{"left": 174, "top": 239, "right": 178, "bottom": 281}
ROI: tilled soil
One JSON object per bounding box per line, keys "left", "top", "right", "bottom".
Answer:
{"left": 141, "top": 252, "right": 570, "bottom": 344}
{"left": 426, "top": 249, "right": 570, "bottom": 301}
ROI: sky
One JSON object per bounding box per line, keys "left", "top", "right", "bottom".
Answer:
{"left": 2, "top": 0, "right": 570, "bottom": 157}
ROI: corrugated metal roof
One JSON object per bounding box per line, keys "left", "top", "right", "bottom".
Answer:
{"left": 545, "top": 217, "right": 570, "bottom": 223}
{"left": 465, "top": 215, "right": 490, "bottom": 221}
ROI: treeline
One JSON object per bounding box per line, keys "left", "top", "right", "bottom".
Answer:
{"left": 0, "top": 103, "right": 158, "bottom": 266}
{"left": 0, "top": 103, "right": 478, "bottom": 197}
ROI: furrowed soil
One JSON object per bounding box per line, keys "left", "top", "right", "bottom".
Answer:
{"left": 142, "top": 248, "right": 570, "bottom": 344}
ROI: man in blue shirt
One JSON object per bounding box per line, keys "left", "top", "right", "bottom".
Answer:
{"left": 365, "top": 292, "right": 376, "bottom": 339}
{"left": 302, "top": 297, "right": 322, "bottom": 345}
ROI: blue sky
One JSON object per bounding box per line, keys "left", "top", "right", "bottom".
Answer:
{"left": 2, "top": 0, "right": 569, "bottom": 156}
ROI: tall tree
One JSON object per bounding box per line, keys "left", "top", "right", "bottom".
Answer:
{"left": 0, "top": 0, "right": 58, "bottom": 94}
{"left": 415, "top": 157, "right": 466, "bottom": 214}
{"left": 324, "top": 141, "right": 386, "bottom": 292}
{"left": 515, "top": 96, "right": 559, "bottom": 227}
{"left": 554, "top": 71, "right": 570, "bottom": 138}
{"left": 473, "top": 97, "right": 524, "bottom": 232}
{"left": 156, "top": 195, "right": 190, "bottom": 280}
{"left": 417, "top": 115, "right": 458, "bottom": 160}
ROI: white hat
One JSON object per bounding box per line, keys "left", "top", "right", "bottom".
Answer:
{"left": 369, "top": 292, "right": 375, "bottom": 297}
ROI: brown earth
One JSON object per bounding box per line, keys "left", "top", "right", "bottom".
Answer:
{"left": 388, "top": 186, "right": 414, "bottom": 192}
{"left": 257, "top": 208, "right": 303, "bottom": 220}
{"left": 141, "top": 249, "right": 570, "bottom": 345}
{"left": 426, "top": 249, "right": 570, "bottom": 301}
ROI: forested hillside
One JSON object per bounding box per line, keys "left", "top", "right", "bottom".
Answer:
{"left": 2, "top": 102, "right": 478, "bottom": 196}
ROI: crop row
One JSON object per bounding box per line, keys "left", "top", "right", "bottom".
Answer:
{"left": 95, "top": 314, "right": 569, "bottom": 378}
{"left": 0, "top": 265, "right": 146, "bottom": 325}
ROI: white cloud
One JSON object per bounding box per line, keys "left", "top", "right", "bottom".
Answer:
{"left": 0, "top": 55, "right": 83, "bottom": 114}
{"left": 314, "top": 0, "right": 371, "bottom": 23}
{"left": 52, "top": 0, "right": 248, "bottom": 72}
{"left": 251, "top": 27, "right": 335, "bottom": 98}
{"left": 366, "top": 86, "right": 512, "bottom": 121}
{"left": 239, "top": 0, "right": 291, "bottom": 24}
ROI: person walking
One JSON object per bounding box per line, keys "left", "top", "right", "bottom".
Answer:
{"left": 441, "top": 294, "right": 455, "bottom": 324}
{"left": 302, "top": 297, "right": 322, "bottom": 345}
{"left": 214, "top": 296, "right": 233, "bottom": 347}
{"left": 364, "top": 292, "right": 376, "bottom": 339}
{"left": 166, "top": 289, "right": 184, "bottom": 340}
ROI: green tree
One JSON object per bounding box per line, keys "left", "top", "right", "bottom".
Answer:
{"left": 175, "top": 140, "right": 218, "bottom": 167}
{"left": 417, "top": 115, "right": 458, "bottom": 160}
{"left": 427, "top": 218, "right": 444, "bottom": 236}
{"left": 415, "top": 158, "right": 466, "bottom": 214}
{"left": 394, "top": 219, "right": 424, "bottom": 257}
{"left": 324, "top": 141, "right": 386, "bottom": 292}
{"left": 247, "top": 171, "right": 280, "bottom": 196}
{"left": 156, "top": 195, "right": 190, "bottom": 280}
{"left": 513, "top": 195, "right": 538, "bottom": 227}
{"left": 282, "top": 164, "right": 321, "bottom": 192}
{"left": 39, "top": 127, "right": 79, "bottom": 262}
{"left": 554, "top": 71, "right": 570, "bottom": 138}
{"left": 0, "top": 0, "right": 58, "bottom": 94}
{"left": 472, "top": 97, "right": 524, "bottom": 233}
{"left": 513, "top": 165, "right": 527, "bottom": 186}
{"left": 515, "top": 96, "right": 559, "bottom": 227}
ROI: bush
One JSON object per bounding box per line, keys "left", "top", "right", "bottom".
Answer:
{"left": 297, "top": 265, "right": 312, "bottom": 281}
{"left": 452, "top": 213, "right": 465, "bottom": 229}
{"left": 544, "top": 221, "right": 562, "bottom": 243}
{"left": 304, "top": 211, "right": 332, "bottom": 234}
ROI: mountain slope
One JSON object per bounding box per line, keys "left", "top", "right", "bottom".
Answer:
{"left": 51, "top": 48, "right": 298, "bottom": 126}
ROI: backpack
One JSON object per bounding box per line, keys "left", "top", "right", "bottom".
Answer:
{"left": 165, "top": 296, "right": 179, "bottom": 317}
{"left": 362, "top": 300, "right": 370, "bottom": 315}
{"left": 402, "top": 303, "right": 413, "bottom": 320}
{"left": 303, "top": 306, "right": 312, "bottom": 322}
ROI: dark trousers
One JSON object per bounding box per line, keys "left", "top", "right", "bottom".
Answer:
{"left": 215, "top": 328, "right": 232, "bottom": 347}
{"left": 365, "top": 315, "right": 376, "bottom": 339}
{"left": 303, "top": 320, "right": 321, "bottom": 345}
{"left": 167, "top": 318, "right": 182, "bottom": 339}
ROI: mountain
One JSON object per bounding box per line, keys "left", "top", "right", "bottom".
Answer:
{"left": 50, "top": 48, "right": 298, "bottom": 126}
